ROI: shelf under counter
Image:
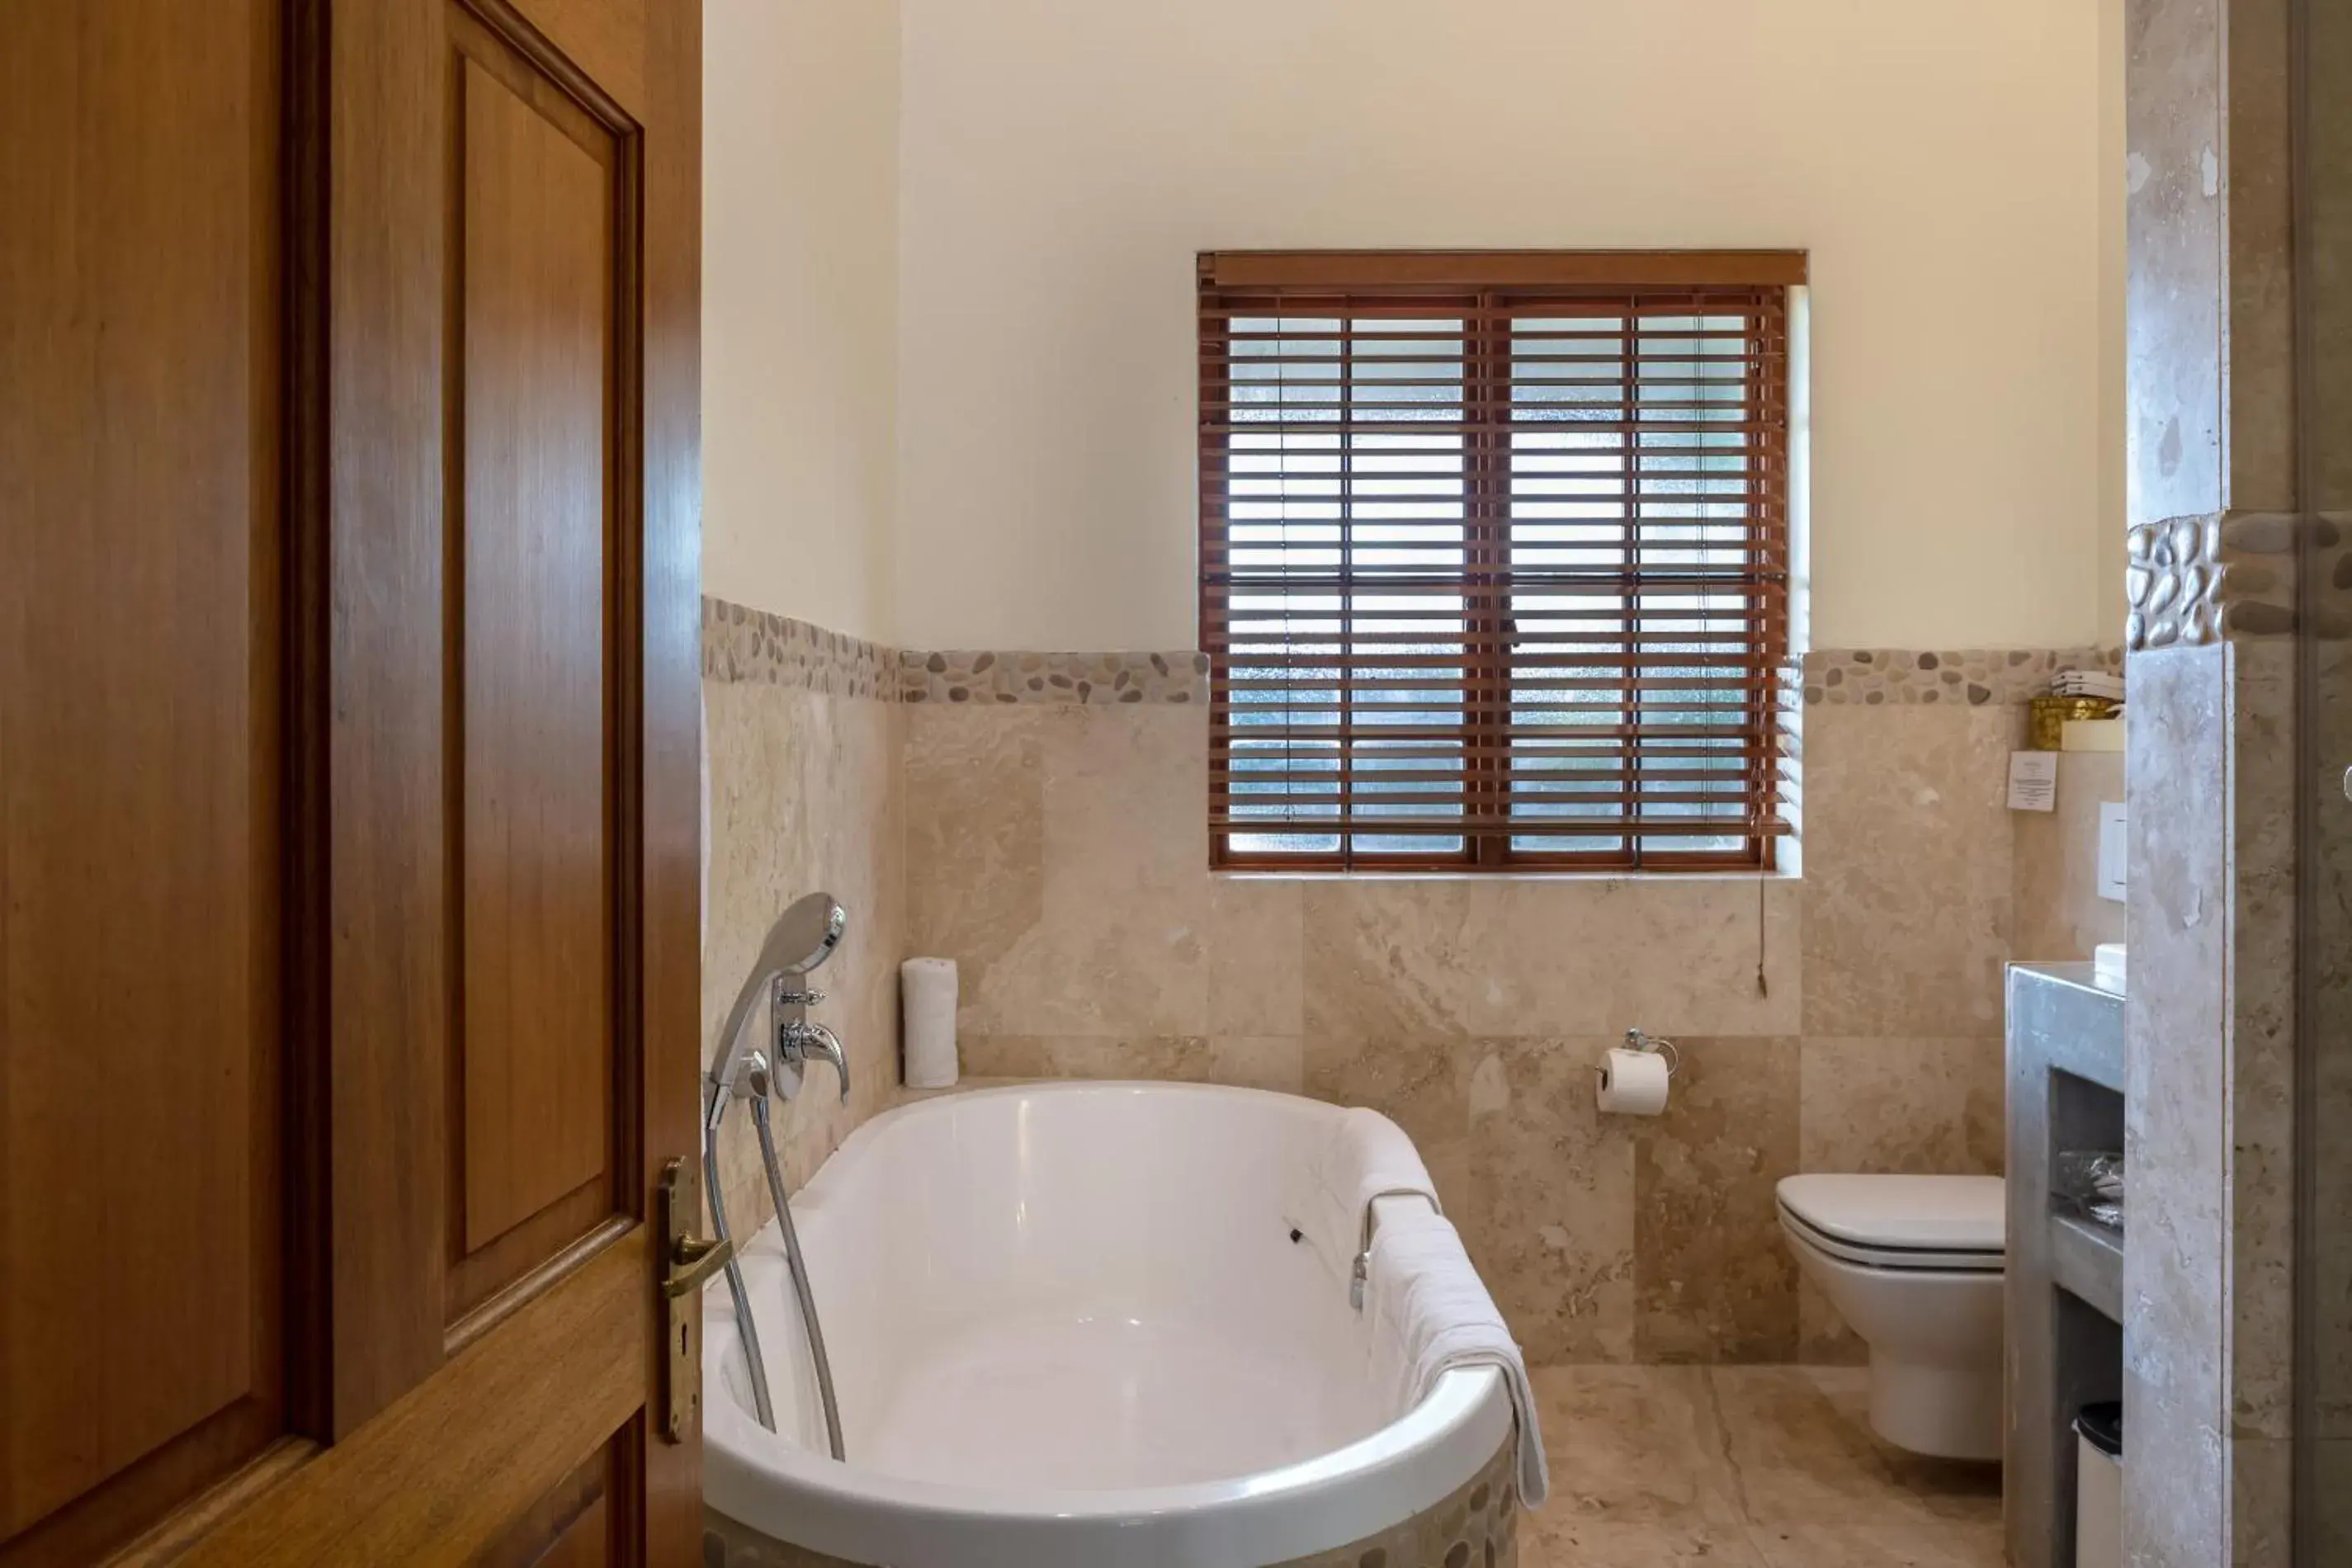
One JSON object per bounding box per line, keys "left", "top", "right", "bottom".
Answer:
{"left": 2049, "top": 1208, "right": 2123, "bottom": 1325}
{"left": 2005, "top": 961, "right": 2128, "bottom": 1568}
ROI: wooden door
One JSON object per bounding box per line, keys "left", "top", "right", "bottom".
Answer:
{"left": 1, "top": 1, "right": 704, "bottom": 1563}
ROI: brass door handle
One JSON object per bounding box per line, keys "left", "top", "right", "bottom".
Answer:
{"left": 656, "top": 1159, "right": 733, "bottom": 1441}
{"left": 664, "top": 1231, "right": 734, "bottom": 1297}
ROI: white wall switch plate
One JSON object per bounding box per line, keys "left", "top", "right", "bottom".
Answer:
{"left": 2097, "top": 802, "right": 2127, "bottom": 901}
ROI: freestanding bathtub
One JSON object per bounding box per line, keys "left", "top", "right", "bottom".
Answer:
{"left": 701, "top": 1082, "right": 1520, "bottom": 1568}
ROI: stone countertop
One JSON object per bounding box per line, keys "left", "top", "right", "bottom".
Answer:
{"left": 2009, "top": 959, "right": 2125, "bottom": 1002}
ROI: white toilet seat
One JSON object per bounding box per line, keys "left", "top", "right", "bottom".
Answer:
{"left": 1778, "top": 1202, "right": 2003, "bottom": 1273}
{"left": 1777, "top": 1173, "right": 2005, "bottom": 1251}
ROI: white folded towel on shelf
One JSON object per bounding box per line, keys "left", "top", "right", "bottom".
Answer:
{"left": 1283, "top": 1107, "right": 1439, "bottom": 1287}
{"left": 2051, "top": 669, "right": 2125, "bottom": 701}
{"left": 1363, "top": 1203, "right": 1550, "bottom": 1509}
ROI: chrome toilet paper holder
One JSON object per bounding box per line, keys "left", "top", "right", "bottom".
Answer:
{"left": 1622, "top": 1027, "right": 1680, "bottom": 1078}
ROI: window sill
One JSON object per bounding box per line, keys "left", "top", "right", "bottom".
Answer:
{"left": 1209, "top": 867, "right": 1801, "bottom": 885}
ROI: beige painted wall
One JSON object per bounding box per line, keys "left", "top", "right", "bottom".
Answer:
{"left": 895, "top": 0, "right": 2123, "bottom": 653}
{"left": 702, "top": 0, "right": 900, "bottom": 641}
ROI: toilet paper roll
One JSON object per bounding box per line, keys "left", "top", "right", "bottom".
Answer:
{"left": 900, "top": 957, "right": 960, "bottom": 1089}
{"left": 1595, "top": 1046, "right": 1670, "bottom": 1116}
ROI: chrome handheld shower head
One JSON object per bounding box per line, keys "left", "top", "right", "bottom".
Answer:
{"left": 772, "top": 892, "right": 847, "bottom": 975}
{"left": 707, "top": 893, "right": 849, "bottom": 1110}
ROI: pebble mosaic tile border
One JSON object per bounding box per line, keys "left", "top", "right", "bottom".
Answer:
{"left": 703, "top": 596, "right": 2124, "bottom": 716}
{"left": 702, "top": 1427, "right": 1519, "bottom": 1568}
{"left": 2125, "top": 511, "right": 2298, "bottom": 651}
{"left": 897, "top": 648, "right": 1209, "bottom": 705}
{"left": 1801, "top": 645, "right": 2124, "bottom": 706}
{"left": 701, "top": 597, "right": 895, "bottom": 699}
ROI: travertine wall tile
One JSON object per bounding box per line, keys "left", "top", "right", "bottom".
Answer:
{"left": 2117, "top": 0, "right": 2312, "bottom": 1554}
{"left": 2125, "top": 0, "right": 2225, "bottom": 527}
{"left": 961, "top": 706, "right": 1211, "bottom": 1037}
{"left": 902, "top": 705, "right": 1046, "bottom": 1000}
{"left": 2312, "top": 1441, "right": 2352, "bottom": 1563}
{"left": 1797, "top": 1038, "right": 2005, "bottom": 1178}
{"left": 2123, "top": 644, "right": 2232, "bottom": 1568}
{"left": 1301, "top": 877, "right": 1800, "bottom": 1042}
{"left": 1207, "top": 876, "right": 1306, "bottom": 1037}
{"left": 1800, "top": 703, "right": 2018, "bottom": 1037}
{"left": 886, "top": 685, "right": 2094, "bottom": 1365}
{"left": 1632, "top": 1039, "right": 1802, "bottom": 1363}
{"left": 701, "top": 674, "right": 905, "bottom": 1230}
{"left": 958, "top": 1033, "right": 1304, "bottom": 1094}
{"left": 1302, "top": 1032, "right": 1474, "bottom": 1211}
{"left": 2012, "top": 751, "right": 2128, "bottom": 963}
{"left": 2309, "top": 517, "right": 2352, "bottom": 1452}
{"left": 2230, "top": 639, "right": 2298, "bottom": 1447}
{"left": 711, "top": 602, "right": 2110, "bottom": 1367}
{"left": 2233, "top": 1435, "right": 2293, "bottom": 1568}
{"left": 1458, "top": 1039, "right": 1638, "bottom": 1365}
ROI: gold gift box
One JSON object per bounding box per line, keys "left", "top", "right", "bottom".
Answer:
{"left": 2028, "top": 695, "right": 2120, "bottom": 750}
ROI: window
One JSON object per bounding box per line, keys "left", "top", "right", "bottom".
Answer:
{"left": 1199, "top": 249, "right": 1800, "bottom": 873}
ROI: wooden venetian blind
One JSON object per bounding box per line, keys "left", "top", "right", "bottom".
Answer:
{"left": 1199, "top": 250, "right": 1801, "bottom": 871}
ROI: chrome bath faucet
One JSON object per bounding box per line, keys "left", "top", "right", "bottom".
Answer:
{"left": 702, "top": 893, "right": 851, "bottom": 1459}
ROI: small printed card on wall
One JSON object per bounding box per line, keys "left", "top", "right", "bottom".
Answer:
{"left": 2006, "top": 751, "right": 2059, "bottom": 812}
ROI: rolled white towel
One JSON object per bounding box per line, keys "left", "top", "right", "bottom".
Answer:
{"left": 1363, "top": 1204, "right": 1549, "bottom": 1509}
{"left": 900, "top": 957, "right": 959, "bottom": 1089}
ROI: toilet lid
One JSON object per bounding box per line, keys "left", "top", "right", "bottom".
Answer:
{"left": 1776, "top": 1174, "right": 2005, "bottom": 1254}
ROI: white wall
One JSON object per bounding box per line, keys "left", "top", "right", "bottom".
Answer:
{"left": 895, "top": 0, "right": 2120, "bottom": 652}
{"left": 702, "top": 0, "right": 900, "bottom": 641}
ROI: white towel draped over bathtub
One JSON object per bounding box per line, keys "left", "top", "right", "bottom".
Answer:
{"left": 1284, "top": 1107, "right": 1440, "bottom": 1285}
{"left": 1363, "top": 1204, "right": 1551, "bottom": 1509}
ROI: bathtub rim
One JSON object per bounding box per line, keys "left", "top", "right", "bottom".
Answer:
{"left": 700, "top": 1080, "right": 1517, "bottom": 1568}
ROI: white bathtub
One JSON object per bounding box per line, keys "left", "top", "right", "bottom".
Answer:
{"left": 701, "top": 1082, "right": 1515, "bottom": 1567}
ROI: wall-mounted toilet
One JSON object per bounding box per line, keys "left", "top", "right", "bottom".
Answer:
{"left": 1777, "top": 1174, "right": 2006, "bottom": 1462}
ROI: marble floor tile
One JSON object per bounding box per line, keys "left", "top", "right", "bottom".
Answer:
{"left": 1531, "top": 1367, "right": 1745, "bottom": 1526}
{"left": 1520, "top": 1520, "right": 1766, "bottom": 1567}
{"left": 1743, "top": 1522, "right": 2006, "bottom": 1567}
{"left": 1704, "top": 1367, "right": 2000, "bottom": 1527}
{"left": 1513, "top": 1365, "right": 2002, "bottom": 1568}
{"left": 1795, "top": 1367, "right": 2003, "bottom": 1523}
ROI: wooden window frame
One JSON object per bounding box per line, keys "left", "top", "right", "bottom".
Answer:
{"left": 1199, "top": 249, "right": 1802, "bottom": 876}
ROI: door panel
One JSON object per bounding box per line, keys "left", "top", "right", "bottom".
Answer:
{"left": 321, "top": 0, "right": 659, "bottom": 1414}
{"left": 178, "top": 1238, "right": 652, "bottom": 1566}
{"left": 309, "top": 0, "right": 694, "bottom": 1560}
{"left": 451, "top": 5, "right": 626, "bottom": 1310}
{"left": 0, "top": 2, "right": 291, "bottom": 1561}
{"left": 484, "top": 1438, "right": 628, "bottom": 1568}
{"left": 503, "top": 0, "right": 649, "bottom": 123}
